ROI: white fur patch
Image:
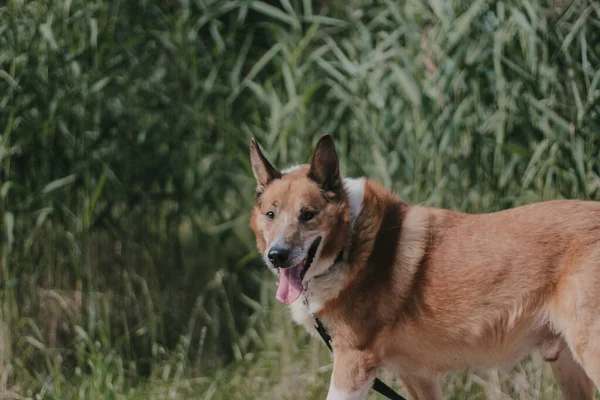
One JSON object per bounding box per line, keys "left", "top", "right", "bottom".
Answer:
{"left": 289, "top": 299, "right": 318, "bottom": 335}
{"left": 281, "top": 164, "right": 301, "bottom": 174}
{"left": 343, "top": 178, "right": 365, "bottom": 225}
{"left": 326, "top": 377, "right": 371, "bottom": 400}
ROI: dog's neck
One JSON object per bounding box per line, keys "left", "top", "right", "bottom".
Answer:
{"left": 300, "top": 177, "right": 365, "bottom": 315}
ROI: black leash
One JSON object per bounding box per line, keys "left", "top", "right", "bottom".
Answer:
{"left": 313, "top": 315, "right": 407, "bottom": 400}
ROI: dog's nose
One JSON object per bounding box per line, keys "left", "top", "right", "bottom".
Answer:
{"left": 268, "top": 247, "right": 290, "bottom": 267}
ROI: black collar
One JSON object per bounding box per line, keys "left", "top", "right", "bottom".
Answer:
{"left": 334, "top": 248, "right": 345, "bottom": 264}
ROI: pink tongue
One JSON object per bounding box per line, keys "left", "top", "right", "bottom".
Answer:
{"left": 276, "top": 264, "right": 304, "bottom": 304}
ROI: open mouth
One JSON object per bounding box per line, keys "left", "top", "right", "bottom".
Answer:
{"left": 275, "top": 237, "right": 322, "bottom": 305}
{"left": 301, "top": 237, "right": 321, "bottom": 280}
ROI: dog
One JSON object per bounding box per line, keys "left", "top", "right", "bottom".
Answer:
{"left": 249, "top": 134, "right": 599, "bottom": 399}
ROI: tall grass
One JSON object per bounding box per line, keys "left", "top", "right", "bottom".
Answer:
{"left": 0, "top": 0, "right": 599, "bottom": 398}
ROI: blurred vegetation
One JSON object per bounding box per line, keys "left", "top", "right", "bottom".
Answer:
{"left": 0, "top": 0, "right": 599, "bottom": 398}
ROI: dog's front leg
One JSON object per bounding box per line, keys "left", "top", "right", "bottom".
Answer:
{"left": 325, "top": 348, "right": 378, "bottom": 400}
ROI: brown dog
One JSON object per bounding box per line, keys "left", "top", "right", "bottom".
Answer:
{"left": 249, "top": 134, "right": 599, "bottom": 399}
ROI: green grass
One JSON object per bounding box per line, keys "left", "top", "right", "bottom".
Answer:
{"left": 0, "top": 0, "right": 599, "bottom": 398}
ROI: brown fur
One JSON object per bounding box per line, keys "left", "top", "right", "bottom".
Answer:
{"left": 249, "top": 135, "right": 600, "bottom": 399}
{"left": 250, "top": 165, "right": 350, "bottom": 269}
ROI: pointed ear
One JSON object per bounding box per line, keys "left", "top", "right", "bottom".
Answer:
{"left": 308, "top": 134, "right": 342, "bottom": 193}
{"left": 250, "top": 138, "right": 281, "bottom": 194}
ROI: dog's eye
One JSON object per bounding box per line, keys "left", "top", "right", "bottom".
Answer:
{"left": 299, "top": 210, "right": 316, "bottom": 222}
{"left": 265, "top": 211, "right": 275, "bottom": 220}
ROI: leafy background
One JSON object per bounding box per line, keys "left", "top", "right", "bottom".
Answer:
{"left": 1, "top": 0, "right": 599, "bottom": 398}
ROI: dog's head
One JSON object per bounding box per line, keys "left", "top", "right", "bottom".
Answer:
{"left": 249, "top": 135, "right": 350, "bottom": 305}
